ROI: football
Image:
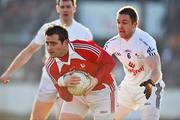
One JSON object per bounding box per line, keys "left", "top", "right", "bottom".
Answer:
{"left": 64, "top": 71, "right": 91, "bottom": 96}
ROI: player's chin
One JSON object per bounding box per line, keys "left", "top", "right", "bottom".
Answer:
{"left": 62, "top": 15, "right": 70, "bottom": 20}
{"left": 49, "top": 54, "right": 56, "bottom": 58}
{"left": 119, "top": 33, "right": 126, "bottom": 38}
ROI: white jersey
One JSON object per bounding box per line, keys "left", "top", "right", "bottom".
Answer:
{"left": 32, "top": 19, "right": 93, "bottom": 58}
{"left": 104, "top": 28, "right": 163, "bottom": 88}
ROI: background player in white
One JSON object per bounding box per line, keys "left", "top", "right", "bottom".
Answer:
{"left": 45, "top": 25, "right": 117, "bottom": 120}
{"left": 0, "top": 0, "right": 92, "bottom": 120}
{"left": 104, "top": 6, "right": 165, "bottom": 120}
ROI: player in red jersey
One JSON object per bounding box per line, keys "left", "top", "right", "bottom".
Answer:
{"left": 45, "top": 25, "right": 117, "bottom": 120}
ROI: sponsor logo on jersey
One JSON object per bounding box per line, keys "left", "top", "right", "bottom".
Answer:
{"left": 147, "top": 46, "right": 156, "bottom": 56}
{"left": 99, "top": 110, "right": 108, "bottom": 114}
{"left": 128, "top": 61, "right": 135, "bottom": 68}
{"left": 127, "top": 52, "right": 131, "bottom": 59}
{"left": 125, "top": 50, "right": 132, "bottom": 59}
{"left": 80, "top": 63, "right": 86, "bottom": 68}
{"left": 115, "top": 52, "right": 121, "bottom": 56}
{"left": 126, "top": 65, "right": 144, "bottom": 76}
{"left": 144, "top": 102, "right": 151, "bottom": 106}
{"left": 139, "top": 38, "right": 156, "bottom": 56}
{"left": 125, "top": 49, "right": 131, "bottom": 53}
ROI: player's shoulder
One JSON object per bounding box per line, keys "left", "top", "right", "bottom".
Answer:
{"left": 39, "top": 19, "right": 60, "bottom": 31}
{"left": 72, "top": 40, "right": 100, "bottom": 50}
{"left": 137, "top": 28, "right": 156, "bottom": 46}
{"left": 104, "top": 35, "right": 120, "bottom": 51}
{"left": 72, "top": 39, "right": 96, "bottom": 46}
{"left": 105, "top": 35, "right": 119, "bottom": 46}
{"left": 73, "top": 20, "right": 91, "bottom": 31}
{"left": 72, "top": 40, "right": 101, "bottom": 56}
{"left": 43, "top": 19, "right": 60, "bottom": 28}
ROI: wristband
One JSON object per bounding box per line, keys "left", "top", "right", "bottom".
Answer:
{"left": 57, "top": 76, "right": 66, "bottom": 87}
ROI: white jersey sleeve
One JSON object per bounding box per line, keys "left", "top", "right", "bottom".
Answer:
{"left": 32, "top": 19, "right": 61, "bottom": 45}
{"left": 31, "top": 24, "right": 48, "bottom": 45}
{"left": 139, "top": 32, "right": 159, "bottom": 58}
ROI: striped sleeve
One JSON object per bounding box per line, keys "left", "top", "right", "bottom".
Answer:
{"left": 72, "top": 40, "right": 115, "bottom": 83}
{"left": 139, "top": 35, "right": 158, "bottom": 58}
{"left": 72, "top": 40, "right": 102, "bottom": 62}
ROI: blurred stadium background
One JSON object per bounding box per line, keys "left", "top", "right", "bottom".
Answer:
{"left": 0, "top": 0, "right": 180, "bottom": 120}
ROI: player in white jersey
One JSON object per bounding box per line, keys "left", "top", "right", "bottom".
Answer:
{"left": 0, "top": 0, "right": 92, "bottom": 120}
{"left": 104, "top": 6, "right": 165, "bottom": 120}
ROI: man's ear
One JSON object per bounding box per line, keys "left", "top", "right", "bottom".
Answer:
{"left": 133, "top": 21, "right": 138, "bottom": 28}
{"left": 73, "top": 5, "right": 77, "bottom": 13}
{"left": 56, "top": 5, "right": 60, "bottom": 13}
{"left": 63, "top": 39, "right": 69, "bottom": 46}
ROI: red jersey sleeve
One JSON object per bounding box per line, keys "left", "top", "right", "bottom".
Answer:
{"left": 72, "top": 40, "right": 116, "bottom": 83}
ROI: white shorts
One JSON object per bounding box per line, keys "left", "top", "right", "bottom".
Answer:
{"left": 36, "top": 67, "right": 57, "bottom": 103}
{"left": 117, "top": 80, "right": 165, "bottom": 111}
{"left": 61, "top": 84, "right": 117, "bottom": 120}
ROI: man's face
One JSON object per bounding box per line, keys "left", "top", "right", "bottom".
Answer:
{"left": 116, "top": 14, "right": 137, "bottom": 40}
{"left": 45, "top": 34, "right": 67, "bottom": 58}
{"left": 56, "top": 0, "right": 76, "bottom": 23}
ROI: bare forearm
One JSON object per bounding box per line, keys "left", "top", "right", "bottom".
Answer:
{"left": 145, "top": 55, "right": 162, "bottom": 83}
{"left": 4, "top": 49, "right": 33, "bottom": 76}
{"left": 0, "top": 42, "right": 41, "bottom": 84}
{"left": 150, "top": 67, "right": 161, "bottom": 83}
{"left": 3, "top": 42, "right": 41, "bottom": 77}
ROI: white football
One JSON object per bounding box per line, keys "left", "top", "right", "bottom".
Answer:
{"left": 64, "top": 71, "right": 91, "bottom": 96}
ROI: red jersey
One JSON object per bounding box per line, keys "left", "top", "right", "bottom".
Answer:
{"left": 46, "top": 40, "right": 115, "bottom": 101}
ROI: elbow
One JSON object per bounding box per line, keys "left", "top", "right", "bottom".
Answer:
{"left": 152, "top": 68, "right": 161, "bottom": 82}
{"left": 157, "top": 69, "right": 161, "bottom": 79}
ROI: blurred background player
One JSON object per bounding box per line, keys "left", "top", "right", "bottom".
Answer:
{"left": 45, "top": 25, "right": 117, "bottom": 120}
{"left": 0, "top": 0, "right": 92, "bottom": 120}
{"left": 104, "top": 6, "right": 165, "bottom": 120}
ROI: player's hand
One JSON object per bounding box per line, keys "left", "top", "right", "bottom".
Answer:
{"left": 58, "top": 71, "right": 81, "bottom": 87}
{"left": 85, "top": 75, "right": 98, "bottom": 96}
{"left": 140, "top": 79, "right": 155, "bottom": 99}
{"left": 64, "top": 75, "right": 81, "bottom": 87}
{"left": 0, "top": 74, "right": 10, "bottom": 84}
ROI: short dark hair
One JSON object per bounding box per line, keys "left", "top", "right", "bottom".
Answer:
{"left": 56, "top": 0, "right": 76, "bottom": 6}
{"left": 45, "top": 25, "right": 69, "bottom": 43}
{"left": 117, "top": 6, "right": 138, "bottom": 23}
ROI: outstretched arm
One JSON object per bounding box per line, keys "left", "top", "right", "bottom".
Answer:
{"left": 0, "top": 42, "right": 41, "bottom": 84}
{"left": 140, "top": 54, "right": 162, "bottom": 99}
{"left": 144, "top": 54, "right": 162, "bottom": 83}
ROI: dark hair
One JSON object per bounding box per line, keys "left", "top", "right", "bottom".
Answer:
{"left": 45, "top": 25, "right": 69, "bottom": 43}
{"left": 117, "top": 6, "right": 138, "bottom": 23}
{"left": 56, "top": 0, "right": 76, "bottom": 6}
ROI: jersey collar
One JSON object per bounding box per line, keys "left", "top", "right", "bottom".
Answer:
{"left": 55, "top": 43, "right": 75, "bottom": 64}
